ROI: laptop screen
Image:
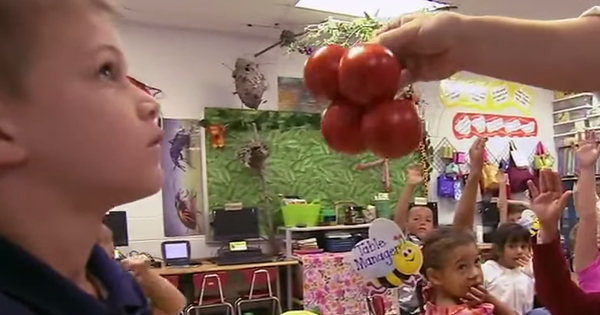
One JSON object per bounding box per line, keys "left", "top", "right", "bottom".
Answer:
{"left": 163, "top": 242, "right": 189, "bottom": 260}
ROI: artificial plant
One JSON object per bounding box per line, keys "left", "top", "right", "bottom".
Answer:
{"left": 285, "top": 3, "right": 457, "bottom": 55}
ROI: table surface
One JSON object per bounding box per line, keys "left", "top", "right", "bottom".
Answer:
{"left": 155, "top": 259, "right": 298, "bottom": 275}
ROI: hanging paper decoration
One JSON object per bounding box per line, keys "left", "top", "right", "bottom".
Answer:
{"left": 207, "top": 124, "right": 226, "bottom": 149}
{"left": 346, "top": 218, "right": 423, "bottom": 291}
{"left": 532, "top": 141, "right": 553, "bottom": 170}
{"left": 518, "top": 209, "right": 540, "bottom": 236}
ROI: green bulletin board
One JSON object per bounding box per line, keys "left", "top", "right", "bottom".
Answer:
{"left": 203, "top": 107, "right": 427, "bottom": 230}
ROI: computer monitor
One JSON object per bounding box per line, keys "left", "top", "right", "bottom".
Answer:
{"left": 161, "top": 240, "right": 191, "bottom": 266}
{"left": 103, "top": 211, "right": 129, "bottom": 247}
{"left": 212, "top": 207, "right": 260, "bottom": 241}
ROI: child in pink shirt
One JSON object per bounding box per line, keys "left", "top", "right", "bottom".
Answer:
{"left": 570, "top": 224, "right": 600, "bottom": 292}
{"left": 571, "top": 132, "right": 600, "bottom": 293}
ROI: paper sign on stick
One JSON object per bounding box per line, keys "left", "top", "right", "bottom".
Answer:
{"left": 518, "top": 209, "right": 540, "bottom": 236}
{"left": 346, "top": 218, "right": 423, "bottom": 291}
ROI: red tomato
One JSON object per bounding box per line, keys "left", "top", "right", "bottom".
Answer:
{"left": 361, "top": 99, "right": 422, "bottom": 159}
{"left": 304, "top": 45, "right": 347, "bottom": 101}
{"left": 338, "top": 44, "right": 401, "bottom": 106}
{"left": 321, "top": 100, "right": 366, "bottom": 155}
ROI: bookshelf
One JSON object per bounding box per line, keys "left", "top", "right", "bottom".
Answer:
{"left": 553, "top": 93, "right": 600, "bottom": 177}
{"left": 553, "top": 93, "right": 600, "bottom": 255}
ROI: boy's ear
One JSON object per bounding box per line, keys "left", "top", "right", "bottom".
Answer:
{"left": 0, "top": 118, "right": 26, "bottom": 166}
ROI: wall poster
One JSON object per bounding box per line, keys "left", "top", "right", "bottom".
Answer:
{"left": 439, "top": 75, "right": 535, "bottom": 115}
{"left": 160, "top": 118, "right": 205, "bottom": 237}
{"left": 277, "top": 76, "right": 328, "bottom": 113}
{"left": 452, "top": 112, "right": 538, "bottom": 140}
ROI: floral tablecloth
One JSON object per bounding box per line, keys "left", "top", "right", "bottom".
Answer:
{"left": 300, "top": 252, "right": 399, "bottom": 315}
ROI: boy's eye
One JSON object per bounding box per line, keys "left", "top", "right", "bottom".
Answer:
{"left": 98, "top": 63, "right": 116, "bottom": 80}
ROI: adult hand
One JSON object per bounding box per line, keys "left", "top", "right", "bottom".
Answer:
{"left": 406, "top": 164, "right": 423, "bottom": 186}
{"left": 527, "top": 169, "right": 572, "bottom": 241}
{"left": 374, "top": 12, "right": 467, "bottom": 84}
{"left": 575, "top": 130, "right": 600, "bottom": 168}
{"left": 468, "top": 137, "right": 487, "bottom": 173}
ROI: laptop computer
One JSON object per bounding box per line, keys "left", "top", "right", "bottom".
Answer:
{"left": 161, "top": 240, "right": 192, "bottom": 267}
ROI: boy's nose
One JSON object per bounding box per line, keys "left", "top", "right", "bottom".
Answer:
{"left": 137, "top": 97, "right": 160, "bottom": 122}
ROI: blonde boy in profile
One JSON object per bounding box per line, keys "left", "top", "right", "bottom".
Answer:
{"left": 0, "top": 1, "right": 177, "bottom": 314}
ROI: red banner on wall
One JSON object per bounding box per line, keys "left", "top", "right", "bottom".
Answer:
{"left": 452, "top": 112, "right": 538, "bottom": 139}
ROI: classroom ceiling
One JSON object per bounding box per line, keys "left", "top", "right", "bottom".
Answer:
{"left": 118, "top": 0, "right": 599, "bottom": 39}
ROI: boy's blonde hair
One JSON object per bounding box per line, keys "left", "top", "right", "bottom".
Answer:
{"left": 0, "top": 0, "right": 116, "bottom": 98}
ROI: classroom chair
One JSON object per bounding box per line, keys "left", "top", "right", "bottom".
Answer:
{"left": 185, "top": 272, "right": 234, "bottom": 315}
{"left": 235, "top": 268, "right": 282, "bottom": 315}
{"left": 163, "top": 275, "right": 180, "bottom": 289}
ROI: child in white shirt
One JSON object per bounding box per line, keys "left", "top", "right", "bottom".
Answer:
{"left": 482, "top": 223, "right": 535, "bottom": 315}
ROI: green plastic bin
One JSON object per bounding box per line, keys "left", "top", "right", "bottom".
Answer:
{"left": 281, "top": 200, "right": 321, "bottom": 227}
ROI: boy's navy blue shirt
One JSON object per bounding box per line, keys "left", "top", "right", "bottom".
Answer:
{"left": 0, "top": 236, "right": 151, "bottom": 315}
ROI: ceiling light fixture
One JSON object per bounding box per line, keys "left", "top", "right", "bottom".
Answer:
{"left": 295, "top": 0, "right": 453, "bottom": 18}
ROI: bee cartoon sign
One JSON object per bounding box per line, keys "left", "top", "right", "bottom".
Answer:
{"left": 518, "top": 209, "right": 540, "bottom": 236}
{"left": 346, "top": 218, "right": 423, "bottom": 289}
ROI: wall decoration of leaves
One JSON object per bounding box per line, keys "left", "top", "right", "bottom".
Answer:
{"left": 204, "top": 108, "right": 427, "bottom": 234}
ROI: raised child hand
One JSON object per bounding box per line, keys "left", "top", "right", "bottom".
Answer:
{"left": 495, "top": 171, "right": 507, "bottom": 185}
{"left": 576, "top": 130, "right": 600, "bottom": 168}
{"left": 469, "top": 137, "right": 487, "bottom": 172}
{"left": 527, "top": 169, "right": 572, "bottom": 229}
{"left": 406, "top": 164, "right": 423, "bottom": 186}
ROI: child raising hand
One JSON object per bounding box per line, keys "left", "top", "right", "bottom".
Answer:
{"left": 526, "top": 169, "right": 600, "bottom": 315}
{"left": 573, "top": 131, "right": 600, "bottom": 293}
{"left": 394, "top": 164, "right": 434, "bottom": 244}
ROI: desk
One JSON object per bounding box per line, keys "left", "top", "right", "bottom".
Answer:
{"left": 155, "top": 259, "right": 298, "bottom": 276}
{"left": 155, "top": 259, "right": 298, "bottom": 308}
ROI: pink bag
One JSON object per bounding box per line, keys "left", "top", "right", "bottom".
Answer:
{"left": 453, "top": 151, "right": 467, "bottom": 164}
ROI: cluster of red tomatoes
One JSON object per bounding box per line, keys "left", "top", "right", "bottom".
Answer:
{"left": 304, "top": 44, "right": 423, "bottom": 159}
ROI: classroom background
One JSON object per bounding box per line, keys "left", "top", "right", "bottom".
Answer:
{"left": 105, "top": 1, "right": 599, "bottom": 314}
